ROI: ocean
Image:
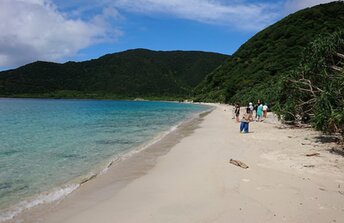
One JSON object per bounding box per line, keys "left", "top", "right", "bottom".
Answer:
{"left": 0, "top": 98, "right": 209, "bottom": 221}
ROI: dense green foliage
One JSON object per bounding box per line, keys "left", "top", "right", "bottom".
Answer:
{"left": 194, "top": 2, "right": 344, "bottom": 104}
{"left": 274, "top": 31, "right": 344, "bottom": 136}
{"left": 0, "top": 49, "right": 228, "bottom": 100}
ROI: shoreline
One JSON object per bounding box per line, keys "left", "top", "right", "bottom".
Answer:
{"left": 6, "top": 104, "right": 344, "bottom": 223}
{"left": 2, "top": 105, "right": 214, "bottom": 223}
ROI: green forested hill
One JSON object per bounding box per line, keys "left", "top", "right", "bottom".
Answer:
{"left": 194, "top": 1, "right": 344, "bottom": 103}
{"left": 0, "top": 49, "right": 228, "bottom": 99}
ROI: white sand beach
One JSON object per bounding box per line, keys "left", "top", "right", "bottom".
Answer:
{"left": 10, "top": 104, "right": 344, "bottom": 223}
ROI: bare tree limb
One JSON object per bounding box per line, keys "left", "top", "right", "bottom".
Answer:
{"left": 330, "top": 65, "right": 343, "bottom": 71}
{"left": 299, "top": 98, "right": 317, "bottom": 106}
{"left": 336, "top": 52, "right": 344, "bottom": 59}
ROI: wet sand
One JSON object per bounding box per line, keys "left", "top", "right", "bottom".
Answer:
{"left": 9, "top": 104, "right": 344, "bottom": 223}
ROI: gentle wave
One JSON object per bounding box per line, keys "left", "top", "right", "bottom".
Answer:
{"left": 0, "top": 122, "right": 180, "bottom": 222}
{"left": 0, "top": 184, "right": 79, "bottom": 222}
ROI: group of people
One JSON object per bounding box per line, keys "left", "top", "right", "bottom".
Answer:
{"left": 232, "top": 100, "right": 269, "bottom": 133}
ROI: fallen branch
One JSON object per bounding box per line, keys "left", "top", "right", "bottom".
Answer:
{"left": 229, "top": 159, "right": 249, "bottom": 169}
{"left": 306, "top": 152, "right": 320, "bottom": 157}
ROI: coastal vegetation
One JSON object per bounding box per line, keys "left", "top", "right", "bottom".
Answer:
{"left": 0, "top": 49, "right": 229, "bottom": 100}
{"left": 194, "top": 2, "right": 344, "bottom": 139}
{"left": 194, "top": 1, "right": 344, "bottom": 103}
{"left": 274, "top": 31, "right": 344, "bottom": 138}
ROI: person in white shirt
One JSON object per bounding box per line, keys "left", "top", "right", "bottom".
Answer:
{"left": 248, "top": 102, "right": 254, "bottom": 121}
{"left": 232, "top": 104, "right": 236, "bottom": 119}
{"left": 263, "top": 104, "right": 268, "bottom": 118}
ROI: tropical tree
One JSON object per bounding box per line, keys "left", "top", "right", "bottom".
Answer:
{"left": 275, "top": 30, "right": 344, "bottom": 138}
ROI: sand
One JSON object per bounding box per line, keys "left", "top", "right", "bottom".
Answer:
{"left": 9, "top": 104, "right": 344, "bottom": 223}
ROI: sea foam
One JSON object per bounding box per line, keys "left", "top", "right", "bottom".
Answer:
{"left": 0, "top": 184, "right": 79, "bottom": 222}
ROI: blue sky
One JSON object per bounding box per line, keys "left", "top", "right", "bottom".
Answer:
{"left": 0, "top": 0, "right": 336, "bottom": 70}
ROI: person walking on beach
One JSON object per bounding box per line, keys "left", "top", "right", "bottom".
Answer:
{"left": 232, "top": 104, "right": 236, "bottom": 119}
{"left": 256, "top": 103, "right": 263, "bottom": 122}
{"left": 235, "top": 104, "right": 240, "bottom": 122}
{"left": 263, "top": 103, "right": 268, "bottom": 119}
{"left": 254, "top": 99, "right": 261, "bottom": 119}
{"left": 248, "top": 102, "right": 254, "bottom": 120}
{"left": 246, "top": 104, "right": 250, "bottom": 114}
{"left": 240, "top": 112, "right": 250, "bottom": 133}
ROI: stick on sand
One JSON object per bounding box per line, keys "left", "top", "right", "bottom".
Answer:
{"left": 229, "top": 159, "right": 249, "bottom": 169}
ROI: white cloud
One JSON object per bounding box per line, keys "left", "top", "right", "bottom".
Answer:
{"left": 113, "top": 0, "right": 281, "bottom": 31}
{"left": 0, "top": 0, "right": 122, "bottom": 67}
{"left": 284, "top": 0, "right": 338, "bottom": 13}
{"left": 111, "top": 0, "right": 340, "bottom": 30}
{"left": 0, "top": 0, "right": 338, "bottom": 68}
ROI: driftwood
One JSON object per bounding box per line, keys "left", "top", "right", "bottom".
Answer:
{"left": 229, "top": 159, "right": 249, "bottom": 169}
{"left": 306, "top": 152, "right": 320, "bottom": 157}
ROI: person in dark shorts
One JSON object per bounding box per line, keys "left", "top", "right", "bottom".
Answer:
{"left": 235, "top": 104, "right": 240, "bottom": 122}
{"left": 254, "top": 99, "right": 261, "bottom": 119}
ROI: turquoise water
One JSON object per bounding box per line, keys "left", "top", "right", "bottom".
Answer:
{"left": 0, "top": 98, "right": 209, "bottom": 220}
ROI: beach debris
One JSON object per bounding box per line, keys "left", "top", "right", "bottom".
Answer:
{"left": 303, "top": 165, "right": 315, "bottom": 168}
{"left": 229, "top": 159, "right": 249, "bottom": 169}
{"left": 80, "top": 174, "right": 97, "bottom": 185}
{"left": 306, "top": 152, "right": 320, "bottom": 157}
{"left": 107, "top": 161, "right": 114, "bottom": 168}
